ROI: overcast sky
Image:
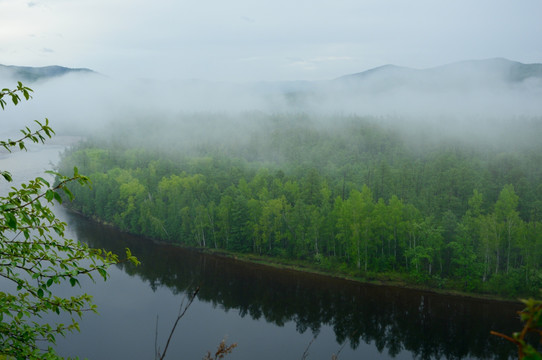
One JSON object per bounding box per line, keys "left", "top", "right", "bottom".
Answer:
{"left": 1, "top": 0, "right": 541, "bottom": 82}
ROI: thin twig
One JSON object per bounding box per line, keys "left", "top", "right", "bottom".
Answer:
{"left": 159, "top": 286, "right": 200, "bottom": 360}
{"left": 490, "top": 331, "right": 519, "bottom": 345}
{"left": 301, "top": 336, "right": 316, "bottom": 360}
{"left": 332, "top": 341, "right": 347, "bottom": 360}
{"left": 155, "top": 315, "right": 159, "bottom": 360}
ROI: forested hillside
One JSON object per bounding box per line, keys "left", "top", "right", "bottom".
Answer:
{"left": 58, "top": 113, "right": 542, "bottom": 296}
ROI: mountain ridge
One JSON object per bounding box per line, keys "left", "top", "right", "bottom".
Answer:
{"left": 2, "top": 58, "right": 541, "bottom": 85}
{"left": 0, "top": 64, "right": 96, "bottom": 83}
{"left": 337, "top": 58, "right": 542, "bottom": 84}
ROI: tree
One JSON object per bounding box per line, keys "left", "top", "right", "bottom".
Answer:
{"left": 449, "top": 190, "right": 484, "bottom": 289}
{"left": 494, "top": 184, "right": 521, "bottom": 274}
{"left": 345, "top": 186, "right": 374, "bottom": 271}
{"left": 0, "top": 83, "right": 138, "bottom": 359}
{"left": 387, "top": 195, "right": 406, "bottom": 268}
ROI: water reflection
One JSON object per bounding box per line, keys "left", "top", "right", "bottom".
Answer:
{"left": 68, "top": 211, "right": 521, "bottom": 360}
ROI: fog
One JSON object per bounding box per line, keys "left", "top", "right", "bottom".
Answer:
{"left": 1, "top": 59, "right": 542, "bottom": 151}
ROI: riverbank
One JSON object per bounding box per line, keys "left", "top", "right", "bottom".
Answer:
{"left": 195, "top": 246, "right": 524, "bottom": 305}
{"left": 63, "top": 207, "right": 524, "bottom": 305}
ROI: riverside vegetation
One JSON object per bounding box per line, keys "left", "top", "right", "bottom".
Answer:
{"left": 57, "top": 113, "right": 542, "bottom": 298}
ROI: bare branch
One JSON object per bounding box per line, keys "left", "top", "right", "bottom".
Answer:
{"left": 157, "top": 286, "right": 200, "bottom": 360}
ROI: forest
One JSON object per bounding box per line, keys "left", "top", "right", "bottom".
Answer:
{"left": 57, "top": 113, "right": 542, "bottom": 297}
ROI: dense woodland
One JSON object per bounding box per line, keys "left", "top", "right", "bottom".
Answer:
{"left": 57, "top": 113, "right": 542, "bottom": 296}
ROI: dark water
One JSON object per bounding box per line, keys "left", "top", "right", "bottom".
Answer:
{"left": 1, "top": 144, "right": 524, "bottom": 359}
{"left": 50, "top": 207, "right": 523, "bottom": 360}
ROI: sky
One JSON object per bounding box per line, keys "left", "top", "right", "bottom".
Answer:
{"left": 1, "top": 0, "right": 541, "bottom": 82}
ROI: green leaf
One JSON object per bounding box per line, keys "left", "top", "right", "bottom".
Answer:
{"left": 63, "top": 186, "right": 74, "bottom": 201}
{"left": 98, "top": 268, "right": 108, "bottom": 280}
{"left": 5, "top": 212, "right": 17, "bottom": 230}
{"left": 45, "top": 189, "right": 54, "bottom": 202}
{"left": 1, "top": 170, "right": 12, "bottom": 181}
{"left": 45, "top": 170, "right": 61, "bottom": 177}
{"left": 53, "top": 191, "right": 62, "bottom": 204}
{"left": 36, "top": 177, "right": 50, "bottom": 187}
{"left": 523, "top": 348, "right": 542, "bottom": 360}
{"left": 47, "top": 333, "right": 56, "bottom": 343}
{"left": 21, "top": 211, "right": 32, "bottom": 225}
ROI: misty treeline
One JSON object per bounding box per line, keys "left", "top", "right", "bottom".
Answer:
{"left": 57, "top": 113, "right": 542, "bottom": 296}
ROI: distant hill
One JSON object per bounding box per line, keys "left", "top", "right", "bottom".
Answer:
{"left": 335, "top": 58, "right": 542, "bottom": 90}
{"left": 0, "top": 64, "right": 96, "bottom": 82}
{"left": 426, "top": 58, "right": 542, "bottom": 83}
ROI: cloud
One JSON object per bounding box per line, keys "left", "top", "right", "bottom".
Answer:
{"left": 287, "top": 56, "right": 355, "bottom": 71}
{"left": 288, "top": 60, "right": 318, "bottom": 71}
{"left": 1, "top": 59, "right": 541, "bottom": 157}
{"left": 241, "top": 16, "right": 255, "bottom": 23}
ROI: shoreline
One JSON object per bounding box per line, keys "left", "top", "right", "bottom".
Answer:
{"left": 195, "top": 246, "right": 524, "bottom": 305}
{"left": 66, "top": 206, "right": 524, "bottom": 306}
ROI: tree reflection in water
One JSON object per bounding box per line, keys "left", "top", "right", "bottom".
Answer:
{"left": 70, "top": 212, "right": 521, "bottom": 360}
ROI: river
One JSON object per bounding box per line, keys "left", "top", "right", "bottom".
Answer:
{"left": 0, "top": 142, "right": 524, "bottom": 359}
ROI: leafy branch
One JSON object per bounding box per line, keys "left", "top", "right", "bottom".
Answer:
{"left": 0, "top": 81, "right": 32, "bottom": 110}
{"left": 491, "top": 297, "right": 542, "bottom": 359}
{"left": 0, "top": 82, "right": 139, "bottom": 359}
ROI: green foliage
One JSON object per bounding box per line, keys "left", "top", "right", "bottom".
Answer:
{"left": 492, "top": 297, "right": 542, "bottom": 359}
{"left": 0, "top": 82, "right": 32, "bottom": 110}
{"left": 0, "top": 84, "right": 139, "bottom": 359}
{"left": 57, "top": 113, "right": 542, "bottom": 298}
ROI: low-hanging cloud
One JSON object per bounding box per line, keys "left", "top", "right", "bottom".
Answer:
{"left": 1, "top": 58, "right": 541, "bottom": 152}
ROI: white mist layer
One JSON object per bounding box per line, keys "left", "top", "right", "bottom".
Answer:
{"left": 1, "top": 59, "right": 541, "bottom": 148}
